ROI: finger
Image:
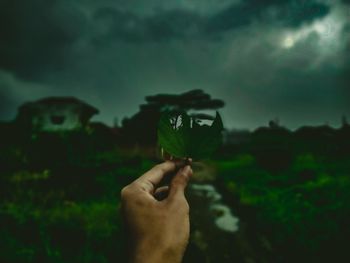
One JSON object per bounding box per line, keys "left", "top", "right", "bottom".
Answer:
{"left": 154, "top": 186, "right": 169, "bottom": 195}
{"left": 167, "top": 165, "right": 193, "bottom": 202}
{"left": 135, "top": 160, "right": 184, "bottom": 193}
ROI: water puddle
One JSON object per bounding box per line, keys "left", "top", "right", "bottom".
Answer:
{"left": 191, "top": 184, "right": 239, "bottom": 233}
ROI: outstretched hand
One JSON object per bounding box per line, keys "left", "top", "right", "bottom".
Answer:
{"left": 121, "top": 161, "right": 193, "bottom": 263}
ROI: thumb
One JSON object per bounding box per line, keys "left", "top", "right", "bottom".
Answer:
{"left": 168, "top": 165, "right": 192, "bottom": 202}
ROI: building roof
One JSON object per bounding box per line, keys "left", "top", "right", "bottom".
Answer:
{"left": 18, "top": 97, "right": 99, "bottom": 115}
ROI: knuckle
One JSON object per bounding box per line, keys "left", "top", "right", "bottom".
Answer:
{"left": 171, "top": 179, "right": 181, "bottom": 189}
{"left": 121, "top": 185, "right": 147, "bottom": 207}
{"left": 120, "top": 186, "right": 131, "bottom": 200}
{"left": 132, "top": 195, "right": 146, "bottom": 207}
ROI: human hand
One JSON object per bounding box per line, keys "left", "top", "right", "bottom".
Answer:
{"left": 121, "top": 161, "right": 193, "bottom": 263}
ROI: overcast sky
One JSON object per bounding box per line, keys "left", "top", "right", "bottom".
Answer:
{"left": 0, "top": 0, "right": 349, "bottom": 129}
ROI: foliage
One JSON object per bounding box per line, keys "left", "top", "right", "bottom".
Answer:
{"left": 1, "top": 118, "right": 350, "bottom": 262}
{"left": 157, "top": 111, "right": 224, "bottom": 159}
{"left": 217, "top": 153, "right": 350, "bottom": 261}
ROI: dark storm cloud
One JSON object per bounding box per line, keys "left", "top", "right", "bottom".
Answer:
{"left": 207, "top": 0, "right": 330, "bottom": 33}
{"left": 0, "top": 0, "right": 331, "bottom": 80}
{"left": 0, "top": 0, "right": 348, "bottom": 128}
{"left": 339, "top": 44, "right": 350, "bottom": 109}
{"left": 339, "top": 7, "right": 350, "bottom": 107}
{"left": 0, "top": 0, "right": 87, "bottom": 80}
{"left": 92, "top": 8, "right": 203, "bottom": 43}
{"left": 93, "top": 0, "right": 331, "bottom": 43}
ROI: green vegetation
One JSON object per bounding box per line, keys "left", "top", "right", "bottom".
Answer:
{"left": 1, "top": 118, "right": 350, "bottom": 262}
{"left": 158, "top": 111, "right": 223, "bottom": 159}
{"left": 217, "top": 153, "right": 350, "bottom": 261}
{"left": 0, "top": 132, "right": 156, "bottom": 263}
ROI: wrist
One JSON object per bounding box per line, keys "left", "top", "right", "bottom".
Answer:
{"left": 131, "top": 238, "right": 183, "bottom": 263}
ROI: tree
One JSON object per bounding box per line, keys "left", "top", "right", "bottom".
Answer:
{"left": 145, "top": 89, "right": 224, "bottom": 112}
{"left": 121, "top": 89, "right": 225, "bottom": 146}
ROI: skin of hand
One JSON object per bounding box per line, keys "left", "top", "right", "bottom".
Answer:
{"left": 121, "top": 161, "right": 193, "bottom": 263}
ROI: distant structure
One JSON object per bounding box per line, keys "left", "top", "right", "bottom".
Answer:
{"left": 254, "top": 118, "right": 290, "bottom": 137}
{"left": 268, "top": 118, "right": 280, "bottom": 129}
{"left": 342, "top": 115, "right": 349, "bottom": 128}
{"left": 16, "top": 97, "right": 99, "bottom": 132}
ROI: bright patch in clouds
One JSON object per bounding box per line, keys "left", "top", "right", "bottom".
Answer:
{"left": 283, "top": 36, "right": 295, "bottom": 48}
{"left": 280, "top": 5, "right": 345, "bottom": 51}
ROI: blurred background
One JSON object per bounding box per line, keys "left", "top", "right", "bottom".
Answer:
{"left": 1, "top": 0, "right": 350, "bottom": 262}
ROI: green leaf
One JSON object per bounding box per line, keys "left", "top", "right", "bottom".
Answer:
{"left": 157, "top": 111, "right": 186, "bottom": 158}
{"left": 157, "top": 111, "right": 224, "bottom": 160}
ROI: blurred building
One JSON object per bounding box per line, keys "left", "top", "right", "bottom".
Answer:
{"left": 16, "top": 97, "right": 99, "bottom": 132}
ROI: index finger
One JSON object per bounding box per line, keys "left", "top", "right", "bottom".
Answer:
{"left": 135, "top": 161, "right": 183, "bottom": 193}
